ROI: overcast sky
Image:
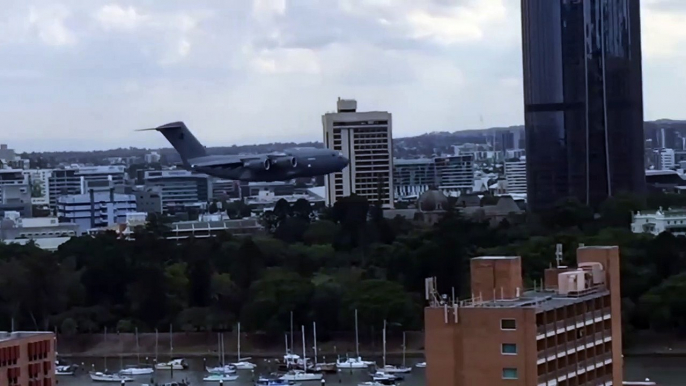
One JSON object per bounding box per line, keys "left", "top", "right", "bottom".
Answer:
{"left": 2, "top": 0, "right": 685, "bottom": 151}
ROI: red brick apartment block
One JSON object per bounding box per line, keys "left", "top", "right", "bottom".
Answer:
{"left": 425, "top": 246, "right": 621, "bottom": 386}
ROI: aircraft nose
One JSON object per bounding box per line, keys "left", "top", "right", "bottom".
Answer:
{"left": 340, "top": 156, "right": 349, "bottom": 168}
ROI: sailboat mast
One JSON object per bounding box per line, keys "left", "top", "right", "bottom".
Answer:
{"left": 237, "top": 322, "right": 241, "bottom": 361}
{"left": 155, "top": 329, "right": 159, "bottom": 363}
{"left": 290, "top": 311, "right": 294, "bottom": 355}
{"left": 217, "top": 333, "right": 221, "bottom": 365}
{"left": 135, "top": 327, "right": 140, "bottom": 364}
{"left": 402, "top": 331, "right": 406, "bottom": 368}
{"left": 170, "top": 324, "right": 173, "bottom": 358}
{"left": 313, "top": 322, "right": 318, "bottom": 365}
{"left": 104, "top": 326, "right": 108, "bottom": 371}
{"left": 301, "top": 325, "right": 306, "bottom": 365}
{"left": 221, "top": 333, "right": 226, "bottom": 366}
{"left": 355, "top": 309, "right": 360, "bottom": 358}
{"left": 382, "top": 320, "right": 386, "bottom": 367}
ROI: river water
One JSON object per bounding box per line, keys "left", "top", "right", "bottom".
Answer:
{"left": 57, "top": 356, "right": 678, "bottom": 385}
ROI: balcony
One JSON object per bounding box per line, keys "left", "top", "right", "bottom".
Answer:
{"left": 537, "top": 308, "right": 611, "bottom": 339}
{"left": 537, "top": 352, "right": 612, "bottom": 386}
{"left": 537, "top": 330, "right": 612, "bottom": 364}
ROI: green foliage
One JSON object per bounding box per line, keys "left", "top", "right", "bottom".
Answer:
{"left": 0, "top": 193, "right": 685, "bottom": 342}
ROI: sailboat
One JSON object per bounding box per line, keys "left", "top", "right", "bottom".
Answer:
{"left": 311, "top": 322, "right": 336, "bottom": 374}
{"left": 279, "top": 326, "right": 322, "bottom": 382}
{"left": 89, "top": 328, "right": 134, "bottom": 382}
{"left": 119, "top": 327, "right": 154, "bottom": 375}
{"left": 378, "top": 326, "right": 411, "bottom": 374}
{"left": 229, "top": 322, "right": 256, "bottom": 370}
{"left": 336, "top": 310, "right": 374, "bottom": 369}
{"left": 156, "top": 326, "right": 189, "bottom": 371}
{"left": 206, "top": 333, "right": 237, "bottom": 374}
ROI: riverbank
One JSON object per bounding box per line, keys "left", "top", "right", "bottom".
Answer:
{"left": 56, "top": 331, "right": 425, "bottom": 358}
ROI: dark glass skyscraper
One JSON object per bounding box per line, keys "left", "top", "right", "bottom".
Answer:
{"left": 521, "top": 0, "right": 645, "bottom": 211}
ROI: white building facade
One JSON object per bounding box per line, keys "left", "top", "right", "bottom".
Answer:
{"left": 57, "top": 191, "right": 137, "bottom": 233}
{"left": 505, "top": 160, "right": 528, "bottom": 194}
{"left": 632, "top": 208, "right": 686, "bottom": 236}
{"left": 322, "top": 99, "right": 394, "bottom": 208}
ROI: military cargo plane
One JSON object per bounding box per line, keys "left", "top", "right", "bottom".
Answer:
{"left": 139, "top": 121, "right": 348, "bottom": 182}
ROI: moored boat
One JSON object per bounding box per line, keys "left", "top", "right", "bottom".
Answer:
{"left": 415, "top": 362, "right": 426, "bottom": 368}
{"left": 119, "top": 364, "right": 154, "bottom": 376}
{"left": 155, "top": 358, "right": 189, "bottom": 370}
{"left": 256, "top": 376, "right": 301, "bottom": 386}
{"left": 89, "top": 371, "right": 134, "bottom": 382}
{"left": 203, "top": 373, "right": 239, "bottom": 382}
{"left": 279, "top": 370, "right": 323, "bottom": 382}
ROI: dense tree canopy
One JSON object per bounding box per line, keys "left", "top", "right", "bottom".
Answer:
{"left": 1, "top": 194, "right": 686, "bottom": 344}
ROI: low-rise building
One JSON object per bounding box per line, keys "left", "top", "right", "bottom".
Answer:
{"left": 166, "top": 215, "right": 262, "bottom": 240}
{"left": 631, "top": 208, "right": 686, "bottom": 236}
{"left": 0, "top": 331, "right": 55, "bottom": 386}
{"left": 57, "top": 190, "right": 136, "bottom": 234}
{"left": 504, "top": 159, "right": 527, "bottom": 194}
{"left": 394, "top": 155, "right": 474, "bottom": 199}
{"left": 143, "top": 170, "right": 210, "bottom": 212}
{"left": 0, "top": 212, "right": 79, "bottom": 250}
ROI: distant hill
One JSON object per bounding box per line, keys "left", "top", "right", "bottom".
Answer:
{"left": 20, "top": 120, "right": 683, "bottom": 165}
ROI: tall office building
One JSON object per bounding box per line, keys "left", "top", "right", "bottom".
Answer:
{"left": 425, "top": 246, "right": 623, "bottom": 386}
{"left": 323, "top": 99, "right": 394, "bottom": 208}
{"left": 521, "top": 0, "right": 645, "bottom": 211}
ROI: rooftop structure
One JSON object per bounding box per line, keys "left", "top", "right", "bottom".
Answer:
{"left": 166, "top": 216, "right": 262, "bottom": 240}
{"left": 425, "top": 245, "right": 622, "bottom": 386}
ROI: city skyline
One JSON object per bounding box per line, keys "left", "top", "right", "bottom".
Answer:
{"left": 1, "top": 0, "right": 685, "bottom": 151}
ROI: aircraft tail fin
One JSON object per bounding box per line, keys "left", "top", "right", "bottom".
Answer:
{"left": 139, "top": 121, "right": 207, "bottom": 163}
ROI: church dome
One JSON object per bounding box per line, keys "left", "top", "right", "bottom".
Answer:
{"left": 417, "top": 188, "right": 449, "bottom": 212}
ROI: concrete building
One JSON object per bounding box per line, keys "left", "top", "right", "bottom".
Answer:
{"left": 143, "top": 170, "right": 210, "bottom": 213}
{"left": 631, "top": 208, "right": 686, "bottom": 236}
{"left": 0, "top": 331, "right": 55, "bottom": 386}
{"left": 167, "top": 214, "right": 262, "bottom": 240}
{"left": 394, "top": 156, "right": 474, "bottom": 199}
{"left": 0, "top": 170, "right": 32, "bottom": 218}
{"left": 505, "top": 159, "right": 528, "bottom": 194}
{"left": 144, "top": 151, "right": 161, "bottom": 164}
{"left": 425, "top": 246, "right": 622, "bottom": 386}
{"left": 24, "top": 169, "right": 52, "bottom": 206}
{"left": 0, "top": 144, "right": 16, "bottom": 162}
{"left": 323, "top": 98, "right": 394, "bottom": 208}
{"left": 1, "top": 212, "right": 79, "bottom": 251}
{"left": 48, "top": 166, "right": 126, "bottom": 208}
{"left": 212, "top": 179, "right": 240, "bottom": 200}
{"left": 655, "top": 148, "right": 676, "bottom": 170}
{"left": 57, "top": 188, "right": 136, "bottom": 233}
{"left": 133, "top": 188, "right": 163, "bottom": 214}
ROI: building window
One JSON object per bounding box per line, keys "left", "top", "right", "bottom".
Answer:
{"left": 502, "top": 368, "right": 518, "bottom": 379}
{"left": 501, "top": 319, "right": 516, "bottom": 330}
{"left": 501, "top": 343, "right": 517, "bottom": 355}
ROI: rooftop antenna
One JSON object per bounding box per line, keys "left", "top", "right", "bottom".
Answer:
{"left": 555, "top": 243, "right": 563, "bottom": 268}
{"left": 425, "top": 277, "right": 441, "bottom": 306}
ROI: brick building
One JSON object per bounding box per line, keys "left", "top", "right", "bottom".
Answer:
{"left": 0, "top": 332, "right": 55, "bottom": 386}
{"left": 425, "top": 246, "right": 622, "bottom": 386}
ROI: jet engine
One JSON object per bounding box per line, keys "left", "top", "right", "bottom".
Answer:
{"left": 244, "top": 158, "right": 271, "bottom": 171}
{"left": 273, "top": 156, "right": 298, "bottom": 168}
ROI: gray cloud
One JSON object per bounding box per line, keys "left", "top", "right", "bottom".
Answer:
{"left": 0, "top": 0, "right": 684, "bottom": 151}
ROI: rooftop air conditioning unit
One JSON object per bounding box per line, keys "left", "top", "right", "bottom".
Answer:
{"left": 579, "top": 262, "right": 605, "bottom": 285}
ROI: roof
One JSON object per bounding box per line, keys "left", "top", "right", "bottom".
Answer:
{"left": 462, "top": 288, "right": 610, "bottom": 312}
{"left": 0, "top": 331, "right": 53, "bottom": 342}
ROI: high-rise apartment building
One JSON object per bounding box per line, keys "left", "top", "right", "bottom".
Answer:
{"left": 394, "top": 156, "right": 474, "bottom": 198}
{"left": 425, "top": 246, "right": 622, "bottom": 386}
{"left": 505, "top": 159, "right": 528, "bottom": 194}
{"left": 521, "top": 0, "right": 645, "bottom": 211}
{"left": 323, "top": 99, "right": 394, "bottom": 208}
